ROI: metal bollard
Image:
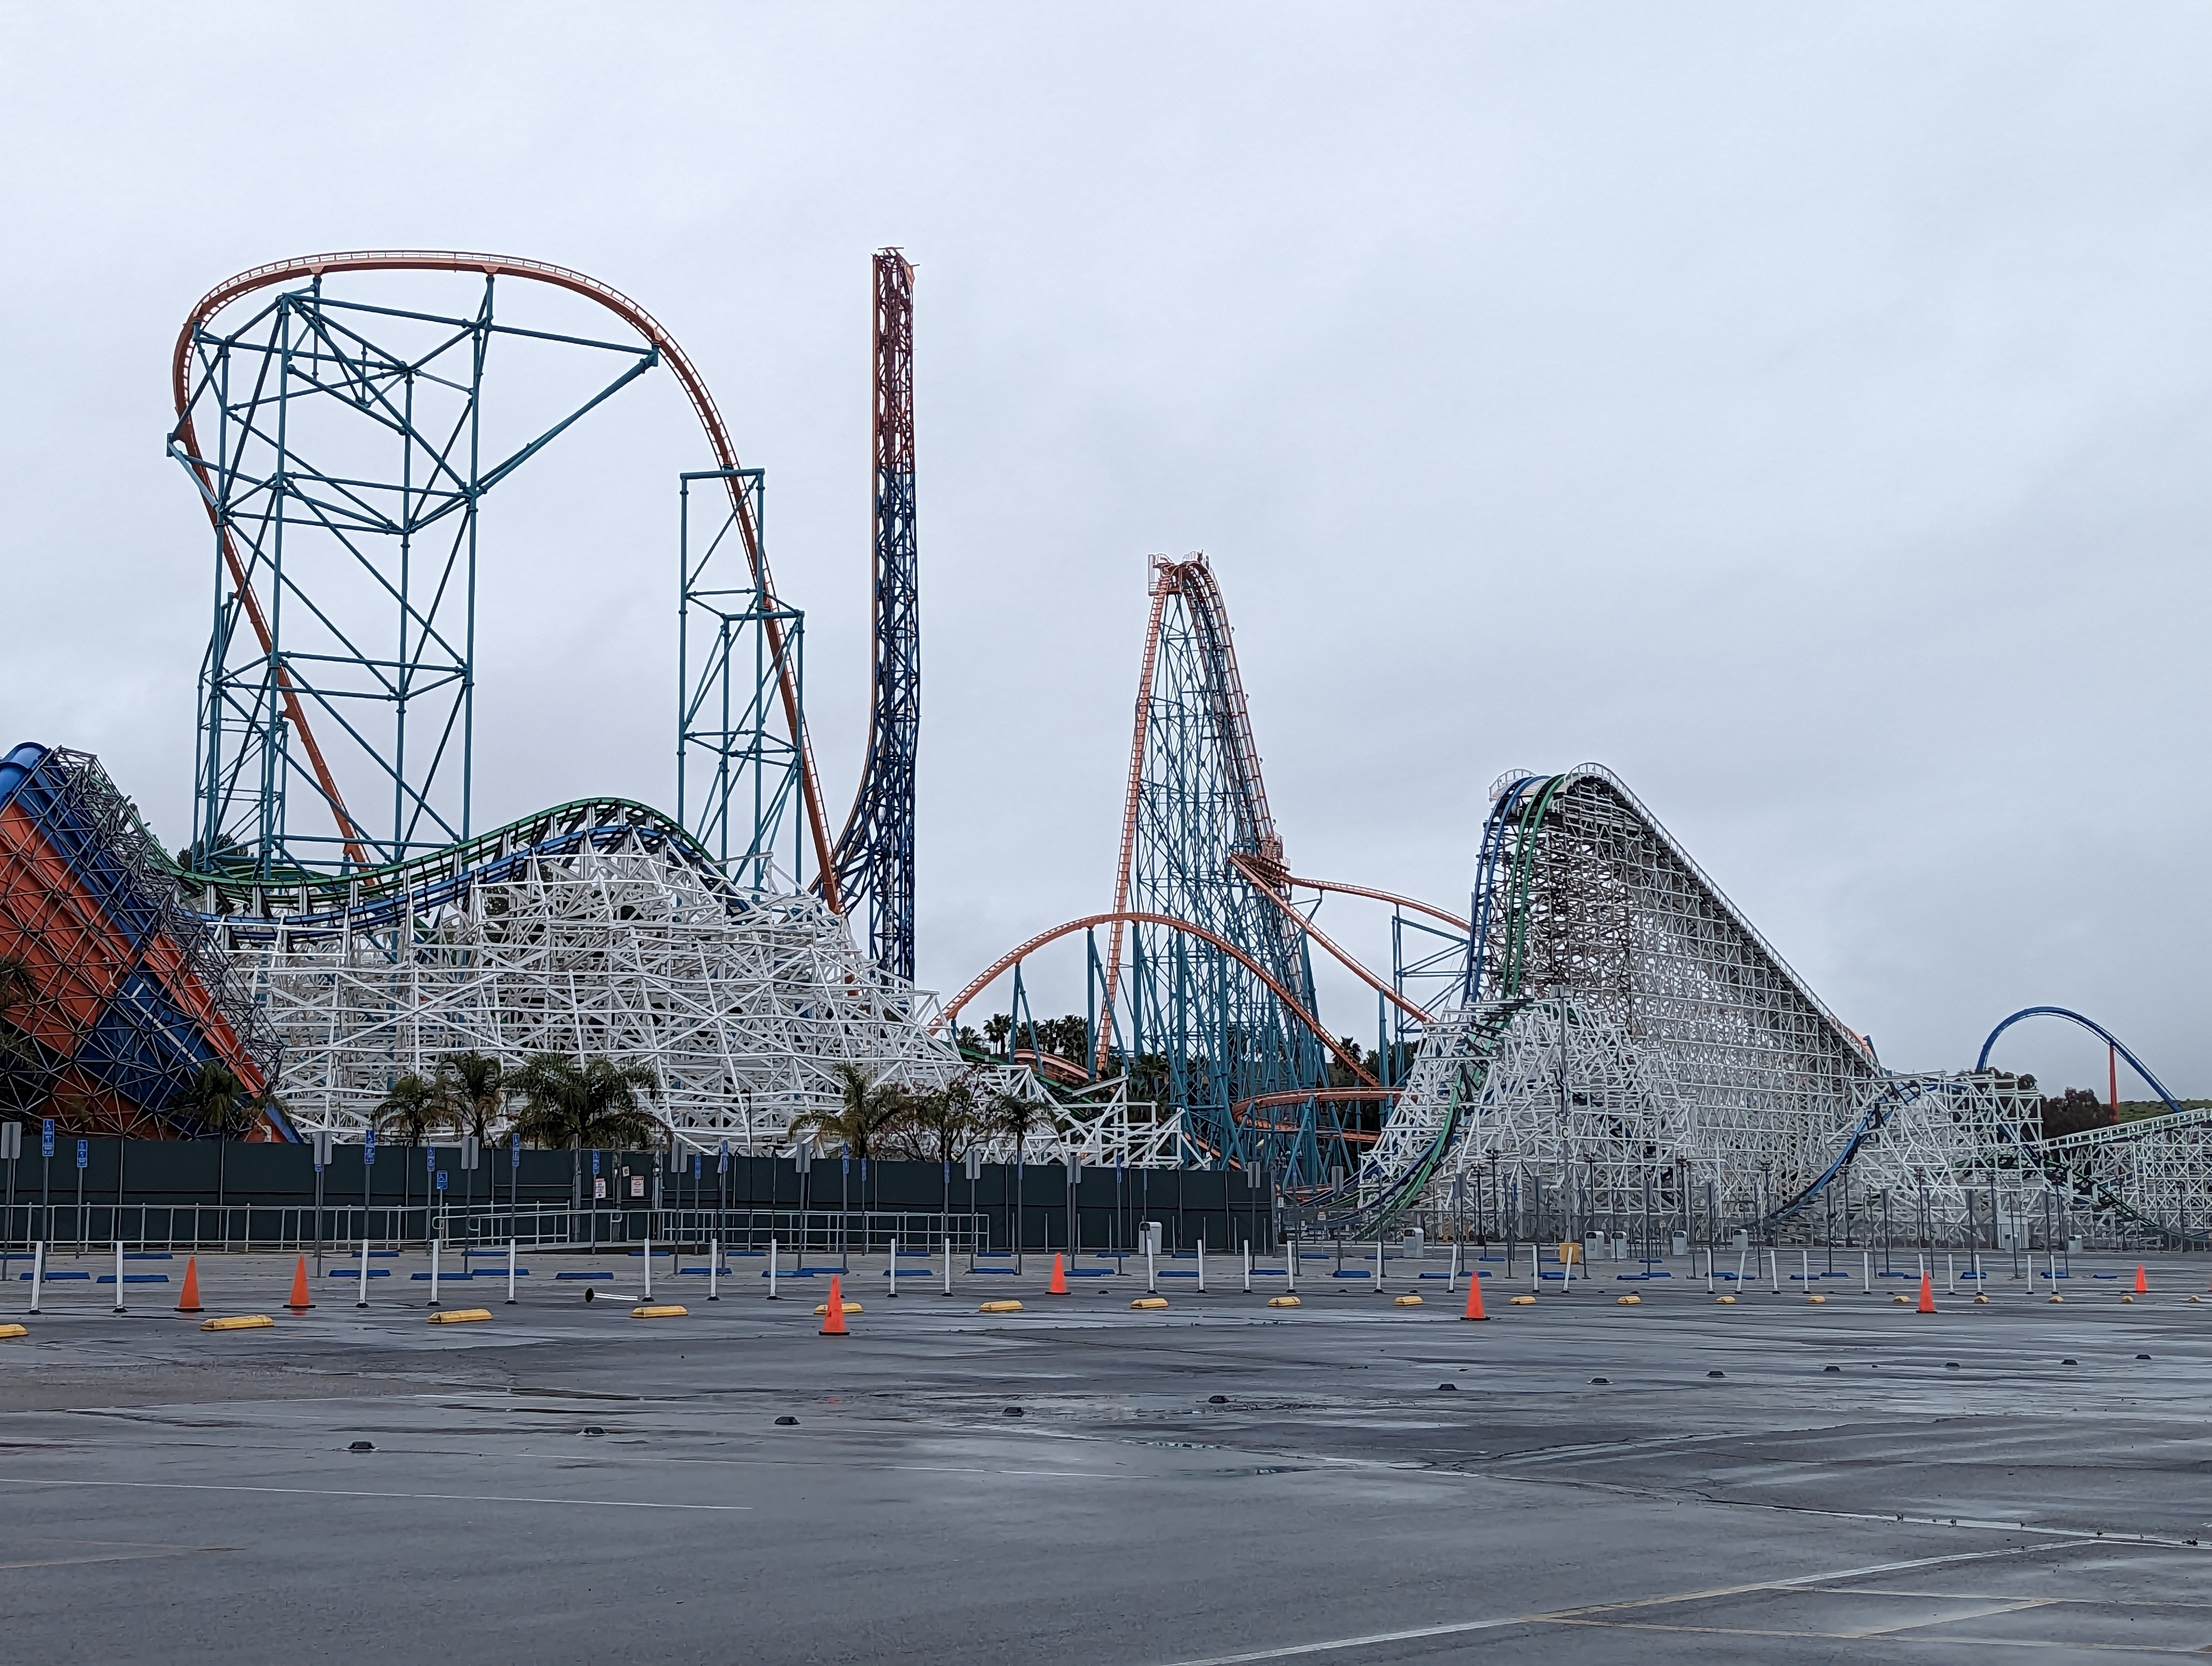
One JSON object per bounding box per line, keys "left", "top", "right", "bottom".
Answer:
{"left": 358, "top": 1236, "right": 369, "bottom": 1308}
{"left": 1198, "top": 1240, "right": 1206, "bottom": 1293}
{"left": 29, "top": 1241, "right": 43, "bottom": 1315}
{"left": 507, "top": 1239, "right": 518, "bottom": 1305}
{"left": 709, "top": 1238, "right": 719, "bottom": 1302}
{"left": 643, "top": 1233, "right": 652, "bottom": 1302}
{"left": 113, "top": 1239, "right": 125, "bottom": 1315}
{"left": 1242, "top": 1241, "right": 1250, "bottom": 1293}
{"left": 1146, "top": 1241, "right": 1156, "bottom": 1294}
{"left": 889, "top": 1236, "right": 899, "bottom": 1300}
{"left": 429, "top": 1239, "right": 441, "bottom": 1308}
{"left": 767, "top": 1237, "right": 779, "bottom": 1300}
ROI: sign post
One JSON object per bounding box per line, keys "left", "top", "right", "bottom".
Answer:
{"left": 311, "top": 1130, "right": 333, "bottom": 1274}
{"left": 964, "top": 1148, "right": 983, "bottom": 1272}
{"left": 362, "top": 1126, "right": 376, "bottom": 1252}
{"left": 1, "top": 1120, "right": 19, "bottom": 1261}
{"left": 74, "top": 1138, "right": 88, "bottom": 1254}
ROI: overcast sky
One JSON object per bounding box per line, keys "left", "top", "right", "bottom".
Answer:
{"left": 4, "top": 4, "right": 2208, "bottom": 1099}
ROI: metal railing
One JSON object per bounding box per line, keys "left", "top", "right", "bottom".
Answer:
{"left": 0, "top": 1203, "right": 992, "bottom": 1257}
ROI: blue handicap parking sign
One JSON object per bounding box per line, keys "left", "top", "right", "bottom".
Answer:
{"left": 75, "top": 1138, "right": 87, "bottom": 1169}
{"left": 41, "top": 1119, "right": 54, "bottom": 1159}
{"left": 364, "top": 1127, "right": 376, "bottom": 1165}
{"left": 436, "top": 1170, "right": 448, "bottom": 1193}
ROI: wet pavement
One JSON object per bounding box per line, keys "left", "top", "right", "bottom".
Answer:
{"left": 0, "top": 1246, "right": 2207, "bottom": 1662}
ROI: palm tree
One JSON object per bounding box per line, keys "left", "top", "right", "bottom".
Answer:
{"left": 894, "top": 1073, "right": 982, "bottom": 1164}
{"left": 436, "top": 1051, "right": 508, "bottom": 1144}
{"left": 435, "top": 1051, "right": 507, "bottom": 1217}
{"left": 173, "top": 1060, "right": 259, "bottom": 1216}
{"left": 377, "top": 1073, "right": 451, "bottom": 1235}
{"left": 377, "top": 1073, "right": 450, "bottom": 1147}
{"left": 788, "top": 1063, "right": 912, "bottom": 1162}
{"left": 992, "top": 1090, "right": 1064, "bottom": 1266}
{"left": 507, "top": 1054, "right": 661, "bottom": 1209}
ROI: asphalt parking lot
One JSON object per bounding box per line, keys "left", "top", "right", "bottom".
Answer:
{"left": 1, "top": 1246, "right": 2207, "bottom": 1662}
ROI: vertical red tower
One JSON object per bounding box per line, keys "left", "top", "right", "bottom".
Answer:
{"left": 833, "top": 251, "right": 920, "bottom": 982}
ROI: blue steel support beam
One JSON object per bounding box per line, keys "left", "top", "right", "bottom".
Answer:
{"left": 831, "top": 249, "right": 921, "bottom": 982}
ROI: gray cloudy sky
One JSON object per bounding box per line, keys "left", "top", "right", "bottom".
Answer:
{"left": 3, "top": 4, "right": 2208, "bottom": 1099}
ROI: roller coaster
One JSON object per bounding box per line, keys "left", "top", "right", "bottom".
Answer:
{"left": 2, "top": 251, "right": 2209, "bottom": 1248}
{"left": 950, "top": 566, "right": 2212, "bottom": 1251}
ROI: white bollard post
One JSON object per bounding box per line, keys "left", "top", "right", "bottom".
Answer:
{"left": 358, "top": 1235, "right": 370, "bottom": 1308}
{"left": 768, "top": 1237, "right": 779, "bottom": 1300}
{"left": 1734, "top": 1245, "right": 1747, "bottom": 1292}
{"left": 1287, "top": 1241, "right": 1296, "bottom": 1295}
{"left": 1242, "top": 1241, "right": 1250, "bottom": 1294}
{"left": 1448, "top": 1240, "right": 1458, "bottom": 1295}
{"left": 1946, "top": 1253, "right": 1954, "bottom": 1295}
{"left": 889, "top": 1236, "right": 899, "bottom": 1300}
{"left": 709, "top": 1238, "right": 719, "bottom": 1302}
{"left": 29, "top": 1241, "right": 43, "bottom": 1315}
{"left": 507, "top": 1239, "right": 518, "bottom": 1305}
{"left": 113, "top": 1239, "right": 125, "bottom": 1314}
{"left": 1530, "top": 1242, "right": 1539, "bottom": 1293}
{"left": 1147, "top": 1240, "right": 1156, "bottom": 1294}
{"left": 1705, "top": 1247, "right": 1714, "bottom": 1294}
{"left": 1862, "top": 1250, "right": 1870, "bottom": 1296}
{"left": 1971, "top": 1250, "right": 1980, "bottom": 1291}
{"left": 943, "top": 1232, "right": 953, "bottom": 1296}
{"left": 1769, "top": 1249, "right": 1780, "bottom": 1295}
{"left": 643, "top": 1232, "right": 652, "bottom": 1302}
{"left": 1375, "top": 1235, "right": 1385, "bottom": 1293}
{"left": 1197, "top": 1240, "right": 1205, "bottom": 1293}
{"left": 1801, "top": 1249, "right": 1809, "bottom": 1293}
{"left": 429, "top": 1238, "right": 441, "bottom": 1308}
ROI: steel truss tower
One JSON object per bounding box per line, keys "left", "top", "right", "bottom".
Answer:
{"left": 1097, "top": 556, "right": 1339, "bottom": 1178}
{"left": 172, "top": 268, "right": 658, "bottom": 875}
{"left": 678, "top": 469, "right": 808, "bottom": 889}
{"left": 832, "top": 250, "right": 921, "bottom": 980}
{"left": 167, "top": 251, "right": 840, "bottom": 894}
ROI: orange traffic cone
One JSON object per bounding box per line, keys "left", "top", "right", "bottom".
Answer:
{"left": 285, "top": 1254, "right": 312, "bottom": 1313}
{"left": 1462, "top": 1268, "right": 1488, "bottom": 1322}
{"left": 820, "top": 1273, "right": 848, "bottom": 1336}
{"left": 2134, "top": 1264, "right": 2148, "bottom": 1295}
{"left": 1917, "top": 1271, "right": 1936, "bottom": 1314}
{"left": 1048, "top": 1253, "right": 1068, "bottom": 1295}
{"left": 176, "top": 1255, "right": 203, "bottom": 1314}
